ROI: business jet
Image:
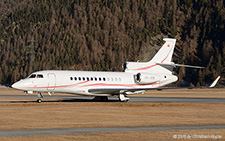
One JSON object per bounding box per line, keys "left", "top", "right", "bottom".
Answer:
{"left": 12, "top": 38, "right": 220, "bottom": 102}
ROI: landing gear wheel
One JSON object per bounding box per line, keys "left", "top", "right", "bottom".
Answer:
{"left": 101, "top": 96, "right": 108, "bottom": 102}
{"left": 37, "top": 99, "right": 42, "bottom": 103}
{"left": 123, "top": 99, "right": 129, "bottom": 102}
{"left": 92, "top": 96, "right": 108, "bottom": 102}
{"left": 119, "top": 99, "right": 129, "bottom": 102}
{"left": 37, "top": 92, "right": 43, "bottom": 103}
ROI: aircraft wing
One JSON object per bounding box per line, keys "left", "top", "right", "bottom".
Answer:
{"left": 88, "top": 89, "right": 122, "bottom": 94}
{"left": 88, "top": 76, "right": 220, "bottom": 95}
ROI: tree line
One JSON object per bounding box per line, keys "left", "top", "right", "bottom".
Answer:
{"left": 0, "top": 0, "right": 224, "bottom": 86}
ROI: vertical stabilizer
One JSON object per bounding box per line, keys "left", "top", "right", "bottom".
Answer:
{"left": 124, "top": 38, "right": 176, "bottom": 74}
{"left": 149, "top": 38, "right": 176, "bottom": 64}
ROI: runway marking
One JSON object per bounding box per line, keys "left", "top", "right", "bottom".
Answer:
{"left": 0, "top": 124, "right": 225, "bottom": 137}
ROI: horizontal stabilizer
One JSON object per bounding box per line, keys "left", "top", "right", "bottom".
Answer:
{"left": 157, "top": 63, "right": 204, "bottom": 69}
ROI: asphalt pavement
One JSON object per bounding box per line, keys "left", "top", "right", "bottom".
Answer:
{"left": 0, "top": 124, "right": 225, "bottom": 137}
{"left": 0, "top": 94, "right": 225, "bottom": 103}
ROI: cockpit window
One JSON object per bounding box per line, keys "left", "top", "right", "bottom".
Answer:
{"left": 29, "top": 74, "right": 36, "bottom": 78}
{"left": 37, "top": 74, "right": 44, "bottom": 78}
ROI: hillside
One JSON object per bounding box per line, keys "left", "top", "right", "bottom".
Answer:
{"left": 0, "top": 0, "right": 224, "bottom": 86}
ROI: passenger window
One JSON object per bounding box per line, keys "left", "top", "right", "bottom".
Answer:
{"left": 74, "top": 77, "right": 77, "bottom": 81}
{"left": 79, "top": 77, "right": 81, "bottom": 81}
{"left": 87, "top": 77, "right": 89, "bottom": 81}
{"left": 119, "top": 78, "right": 121, "bottom": 81}
{"left": 95, "top": 77, "right": 97, "bottom": 81}
{"left": 91, "top": 77, "right": 93, "bottom": 81}
{"left": 29, "top": 74, "right": 36, "bottom": 78}
{"left": 99, "top": 78, "right": 101, "bottom": 81}
{"left": 37, "top": 74, "right": 43, "bottom": 78}
{"left": 70, "top": 77, "right": 73, "bottom": 80}
{"left": 115, "top": 78, "right": 117, "bottom": 81}
{"left": 103, "top": 78, "right": 106, "bottom": 81}
{"left": 83, "top": 77, "right": 85, "bottom": 81}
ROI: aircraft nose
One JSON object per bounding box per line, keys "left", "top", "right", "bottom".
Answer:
{"left": 12, "top": 82, "right": 21, "bottom": 90}
{"left": 11, "top": 83, "right": 18, "bottom": 89}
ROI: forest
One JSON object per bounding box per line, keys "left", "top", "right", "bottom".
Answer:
{"left": 0, "top": 0, "right": 224, "bottom": 86}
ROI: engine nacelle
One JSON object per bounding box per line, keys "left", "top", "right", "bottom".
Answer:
{"left": 122, "top": 61, "right": 148, "bottom": 72}
{"left": 134, "top": 73, "right": 161, "bottom": 84}
{"left": 122, "top": 61, "right": 128, "bottom": 71}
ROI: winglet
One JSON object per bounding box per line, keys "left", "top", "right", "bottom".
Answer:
{"left": 209, "top": 76, "right": 220, "bottom": 88}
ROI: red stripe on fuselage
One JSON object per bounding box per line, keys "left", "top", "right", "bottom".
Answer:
{"left": 131, "top": 49, "right": 171, "bottom": 71}
{"left": 23, "top": 81, "right": 90, "bottom": 89}
{"left": 81, "top": 81, "right": 165, "bottom": 88}
{"left": 23, "top": 81, "right": 166, "bottom": 89}
{"left": 132, "top": 64, "right": 157, "bottom": 71}
{"left": 161, "top": 55, "right": 168, "bottom": 63}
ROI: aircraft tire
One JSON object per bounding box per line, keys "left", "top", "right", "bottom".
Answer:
{"left": 93, "top": 96, "right": 108, "bottom": 102}
{"left": 37, "top": 99, "right": 42, "bottom": 103}
{"left": 102, "top": 96, "right": 108, "bottom": 102}
{"left": 123, "top": 100, "right": 129, "bottom": 102}
{"left": 119, "top": 99, "right": 129, "bottom": 102}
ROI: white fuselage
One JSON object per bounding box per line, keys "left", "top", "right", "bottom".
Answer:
{"left": 12, "top": 70, "right": 178, "bottom": 96}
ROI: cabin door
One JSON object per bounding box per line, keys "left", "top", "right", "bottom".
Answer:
{"left": 47, "top": 73, "right": 56, "bottom": 91}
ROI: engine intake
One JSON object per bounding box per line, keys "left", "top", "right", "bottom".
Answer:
{"left": 134, "top": 73, "right": 160, "bottom": 84}
{"left": 122, "top": 61, "right": 127, "bottom": 71}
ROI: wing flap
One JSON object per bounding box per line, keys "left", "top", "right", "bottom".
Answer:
{"left": 88, "top": 89, "right": 122, "bottom": 94}
{"left": 88, "top": 88, "right": 145, "bottom": 95}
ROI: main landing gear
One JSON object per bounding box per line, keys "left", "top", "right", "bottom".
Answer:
{"left": 119, "top": 94, "right": 130, "bottom": 102}
{"left": 92, "top": 96, "right": 108, "bottom": 102}
{"left": 92, "top": 95, "right": 130, "bottom": 102}
{"left": 37, "top": 92, "right": 44, "bottom": 103}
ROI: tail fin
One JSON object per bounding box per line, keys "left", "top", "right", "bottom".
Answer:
{"left": 149, "top": 38, "right": 176, "bottom": 64}
{"left": 124, "top": 38, "right": 176, "bottom": 74}
{"left": 124, "top": 38, "right": 203, "bottom": 74}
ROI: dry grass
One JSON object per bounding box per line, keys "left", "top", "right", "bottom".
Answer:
{"left": 1, "top": 88, "right": 225, "bottom": 140}
{"left": 0, "top": 102, "right": 225, "bottom": 130}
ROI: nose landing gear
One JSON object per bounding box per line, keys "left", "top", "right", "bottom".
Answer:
{"left": 37, "top": 92, "right": 44, "bottom": 103}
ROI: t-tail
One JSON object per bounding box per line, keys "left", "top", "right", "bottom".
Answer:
{"left": 122, "top": 38, "right": 204, "bottom": 74}
{"left": 149, "top": 38, "right": 176, "bottom": 64}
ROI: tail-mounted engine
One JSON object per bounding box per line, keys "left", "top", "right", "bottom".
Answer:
{"left": 122, "top": 61, "right": 128, "bottom": 71}
{"left": 134, "top": 73, "right": 160, "bottom": 84}
{"left": 122, "top": 61, "right": 148, "bottom": 72}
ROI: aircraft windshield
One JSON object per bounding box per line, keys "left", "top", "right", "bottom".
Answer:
{"left": 37, "top": 74, "right": 43, "bottom": 78}
{"left": 28, "top": 74, "right": 44, "bottom": 78}
{"left": 29, "top": 74, "right": 36, "bottom": 78}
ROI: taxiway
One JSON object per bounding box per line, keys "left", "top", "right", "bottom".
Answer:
{"left": 0, "top": 94, "right": 225, "bottom": 103}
